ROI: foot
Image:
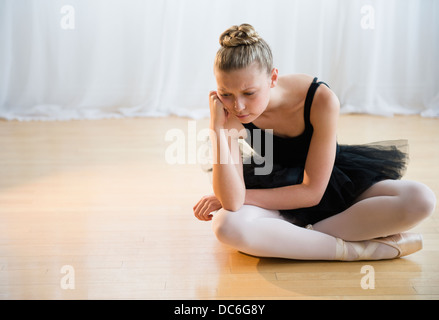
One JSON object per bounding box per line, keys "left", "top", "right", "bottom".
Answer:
{"left": 335, "top": 233, "right": 423, "bottom": 261}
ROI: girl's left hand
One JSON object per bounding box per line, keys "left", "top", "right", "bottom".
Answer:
{"left": 193, "top": 194, "right": 222, "bottom": 221}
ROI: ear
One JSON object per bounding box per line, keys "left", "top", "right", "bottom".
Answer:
{"left": 270, "top": 68, "right": 279, "bottom": 88}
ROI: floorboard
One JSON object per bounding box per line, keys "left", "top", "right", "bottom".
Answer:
{"left": 0, "top": 115, "right": 438, "bottom": 300}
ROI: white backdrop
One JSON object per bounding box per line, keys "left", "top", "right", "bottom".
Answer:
{"left": 0, "top": 0, "right": 438, "bottom": 121}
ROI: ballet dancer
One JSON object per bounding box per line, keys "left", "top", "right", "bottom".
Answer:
{"left": 193, "top": 24, "right": 436, "bottom": 261}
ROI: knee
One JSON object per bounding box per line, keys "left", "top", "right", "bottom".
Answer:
{"left": 211, "top": 208, "right": 244, "bottom": 246}
{"left": 401, "top": 181, "right": 436, "bottom": 222}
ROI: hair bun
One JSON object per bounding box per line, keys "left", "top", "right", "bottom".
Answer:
{"left": 219, "top": 23, "right": 261, "bottom": 47}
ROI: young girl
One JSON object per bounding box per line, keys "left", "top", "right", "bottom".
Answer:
{"left": 193, "top": 24, "right": 436, "bottom": 261}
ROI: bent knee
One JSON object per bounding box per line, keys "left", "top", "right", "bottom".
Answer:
{"left": 211, "top": 208, "right": 244, "bottom": 245}
{"left": 401, "top": 181, "right": 436, "bottom": 222}
{"left": 212, "top": 205, "right": 282, "bottom": 247}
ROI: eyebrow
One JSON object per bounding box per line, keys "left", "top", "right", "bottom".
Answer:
{"left": 218, "top": 87, "right": 257, "bottom": 92}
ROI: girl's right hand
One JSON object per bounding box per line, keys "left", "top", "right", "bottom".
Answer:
{"left": 209, "top": 91, "right": 229, "bottom": 130}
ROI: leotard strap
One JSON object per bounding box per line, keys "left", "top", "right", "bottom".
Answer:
{"left": 304, "top": 77, "right": 330, "bottom": 129}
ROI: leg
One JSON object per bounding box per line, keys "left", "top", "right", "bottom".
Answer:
{"left": 212, "top": 205, "right": 337, "bottom": 260}
{"left": 313, "top": 180, "right": 436, "bottom": 241}
{"left": 211, "top": 205, "right": 407, "bottom": 261}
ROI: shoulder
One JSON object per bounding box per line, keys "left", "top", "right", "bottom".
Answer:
{"left": 276, "top": 73, "right": 339, "bottom": 112}
{"left": 312, "top": 82, "right": 340, "bottom": 117}
{"left": 277, "top": 73, "right": 315, "bottom": 93}
{"left": 310, "top": 82, "right": 340, "bottom": 129}
{"left": 277, "top": 73, "right": 339, "bottom": 108}
{"left": 271, "top": 73, "right": 315, "bottom": 111}
{"left": 276, "top": 74, "right": 335, "bottom": 106}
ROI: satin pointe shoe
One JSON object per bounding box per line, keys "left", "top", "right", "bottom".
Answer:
{"left": 335, "top": 232, "right": 423, "bottom": 261}
{"left": 372, "top": 232, "right": 423, "bottom": 258}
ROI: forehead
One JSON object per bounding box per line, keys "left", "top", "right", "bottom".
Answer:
{"left": 215, "top": 64, "right": 267, "bottom": 91}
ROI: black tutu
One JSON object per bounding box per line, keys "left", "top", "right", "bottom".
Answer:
{"left": 243, "top": 140, "right": 409, "bottom": 227}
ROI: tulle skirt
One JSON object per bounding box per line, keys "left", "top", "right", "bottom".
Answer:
{"left": 242, "top": 140, "right": 409, "bottom": 227}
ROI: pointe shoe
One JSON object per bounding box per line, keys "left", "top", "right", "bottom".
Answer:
{"left": 335, "top": 232, "right": 423, "bottom": 261}
{"left": 372, "top": 233, "right": 423, "bottom": 258}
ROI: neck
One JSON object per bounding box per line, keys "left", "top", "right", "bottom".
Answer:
{"left": 263, "top": 86, "right": 283, "bottom": 116}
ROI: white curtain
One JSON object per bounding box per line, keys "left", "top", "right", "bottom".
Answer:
{"left": 0, "top": 0, "right": 438, "bottom": 121}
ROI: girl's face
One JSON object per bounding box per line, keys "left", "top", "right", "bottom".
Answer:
{"left": 214, "top": 63, "right": 278, "bottom": 123}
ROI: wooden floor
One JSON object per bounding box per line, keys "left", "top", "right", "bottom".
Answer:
{"left": 0, "top": 114, "right": 438, "bottom": 300}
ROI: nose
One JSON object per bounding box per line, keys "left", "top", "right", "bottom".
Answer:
{"left": 234, "top": 98, "right": 245, "bottom": 112}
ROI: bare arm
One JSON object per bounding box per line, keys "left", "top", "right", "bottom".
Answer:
{"left": 209, "top": 91, "right": 247, "bottom": 212}
{"left": 244, "top": 85, "right": 340, "bottom": 210}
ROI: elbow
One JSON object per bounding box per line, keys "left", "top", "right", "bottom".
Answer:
{"left": 306, "top": 187, "right": 326, "bottom": 208}
{"left": 220, "top": 192, "right": 245, "bottom": 212}
{"left": 221, "top": 198, "right": 244, "bottom": 212}
{"left": 309, "top": 194, "right": 323, "bottom": 207}
{"left": 213, "top": 183, "right": 246, "bottom": 212}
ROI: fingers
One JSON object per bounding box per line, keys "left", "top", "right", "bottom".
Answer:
{"left": 209, "top": 91, "right": 219, "bottom": 104}
{"left": 192, "top": 199, "right": 205, "bottom": 220}
{"left": 193, "top": 198, "right": 213, "bottom": 221}
{"left": 193, "top": 195, "right": 222, "bottom": 221}
{"left": 209, "top": 91, "right": 221, "bottom": 107}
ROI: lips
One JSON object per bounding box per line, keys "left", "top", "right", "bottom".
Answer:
{"left": 236, "top": 114, "right": 249, "bottom": 119}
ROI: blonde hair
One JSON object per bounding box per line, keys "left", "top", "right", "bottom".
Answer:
{"left": 214, "top": 24, "right": 273, "bottom": 74}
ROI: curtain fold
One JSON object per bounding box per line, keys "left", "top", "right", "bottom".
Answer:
{"left": 0, "top": 0, "right": 438, "bottom": 121}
